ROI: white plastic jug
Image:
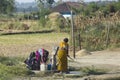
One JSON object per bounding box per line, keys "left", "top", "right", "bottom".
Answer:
{"left": 40, "top": 63, "right": 46, "bottom": 71}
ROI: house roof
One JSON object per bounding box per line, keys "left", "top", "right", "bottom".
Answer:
{"left": 51, "top": 2, "right": 85, "bottom": 14}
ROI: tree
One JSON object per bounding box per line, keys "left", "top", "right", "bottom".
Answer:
{"left": 36, "top": 0, "right": 54, "bottom": 8}
{"left": 35, "top": 0, "right": 54, "bottom": 27}
{"left": 0, "top": 0, "right": 15, "bottom": 14}
{"left": 47, "top": 0, "right": 55, "bottom": 8}
{"left": 88, "top": 2, "right": 99, "bottom": 12}
{"left": 109, "top": 4, "right": 116, "bottom": 13}
{"left": 47, "top": 0, "right": 54, "bottom": 5}
{"left": 114, "top": 1, "right": 120, "bottom": 11}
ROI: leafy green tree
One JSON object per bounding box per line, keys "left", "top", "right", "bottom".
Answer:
{"left": 47, "top": 0, "right": 55, "bottom": 8}
{"left": 82, "top": 2, "right": 100, "bottom": 16}
{"left": 39, "top": 8, "right": 50, "bottom": 27}
{"left": 87, "top": 2, "right": 99, "bottom": 12}
{"left": 0, "top": 0, "right": 15, "bottom": 14}
{"left": 47, "top": 0, "right": 54, "bottom": 5}
{"left": 36, "top": 0, "right": 54, "bottom": 8}
{"left": 114, "top": 1, "right": 120, "bottom": 11}
{"left": 109, "top": 4, "right": 116, "bottom": 13}
{"left": 35, "top": 0, "right": 54, "bottom": 27}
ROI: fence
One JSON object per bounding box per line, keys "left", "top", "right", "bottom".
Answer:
{"left": 72, "top": 11, "right": 120, "bottom": 51}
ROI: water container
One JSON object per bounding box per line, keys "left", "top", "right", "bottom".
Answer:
{"left": 40, "top": 63, "right": 46, "bottom": 71}
{"left": 47, "top": 64, "right": 52, "bottom": 70}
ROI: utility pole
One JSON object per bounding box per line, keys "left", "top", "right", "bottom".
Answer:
{"left": 78, "top": 33, "right": 81, "bottom": 50}
{"left": 71, "top": 10, "right": 75, "bottom": 58}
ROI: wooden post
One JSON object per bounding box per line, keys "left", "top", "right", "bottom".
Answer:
{"left": 71, "top": 10, "right": 75, "bottom": 58}
{"left": 78, "top": 33, "right": 81, "bottom": 50}
{"left": 106, "top": 24, "right": 110, "bottom": 48}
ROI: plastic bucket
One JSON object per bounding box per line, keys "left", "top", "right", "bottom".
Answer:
{"left": 40, "top": 63, "right": 46, "bottom": 71}
{"left": 47, "top": 64, "right": 52, "bottom": 70}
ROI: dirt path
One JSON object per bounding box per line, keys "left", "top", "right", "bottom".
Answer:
{"left": 69, "top": 48, "right": 120, "bottom": 80}
{"left": 68, "top": 48, "right": 120, "bottom": 72}
{"left": 13, "top": 48, "right": 120, "bottom": 80}
{"left": 76, "top": 49, "right": 120, "bottom": 66}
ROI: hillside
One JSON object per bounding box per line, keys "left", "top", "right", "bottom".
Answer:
{"left": 15, "top": 2, "right": 38, "bottom": 12}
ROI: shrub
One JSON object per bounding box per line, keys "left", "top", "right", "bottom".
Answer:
{"left": 0, "top": 56, "right": 33, "bottom": 79}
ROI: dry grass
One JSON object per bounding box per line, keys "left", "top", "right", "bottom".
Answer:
{"left": 0, "top": 33, "right": 69, "bottom": 58}
{"left": 74, "top": 12, "right": 120, "bottom": 51}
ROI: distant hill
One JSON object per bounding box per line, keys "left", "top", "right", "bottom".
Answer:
{"left": 15, "top": 0, "right": 117, "bottom": 13}
{"left": 15, "top": 2, "right": 39, "bottom": 13}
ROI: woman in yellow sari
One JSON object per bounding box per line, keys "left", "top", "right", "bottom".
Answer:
{"left": 57, "top": 38, "right": 69, "bottom": 73}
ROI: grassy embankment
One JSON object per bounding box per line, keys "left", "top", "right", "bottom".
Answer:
{"left": 0, "top": 33, "right": 69, "bottom": 79}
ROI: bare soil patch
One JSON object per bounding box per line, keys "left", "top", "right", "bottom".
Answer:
{"left": 71, "top": 48, "right": 120, "bottom": 80}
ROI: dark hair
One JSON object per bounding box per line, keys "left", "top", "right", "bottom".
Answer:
{"left": 63, "top": 38, "right": 68, "bottom": 43}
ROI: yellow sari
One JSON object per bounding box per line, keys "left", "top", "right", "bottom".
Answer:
{"left": 57, "top": 41, "right": 68, "bottom": 72}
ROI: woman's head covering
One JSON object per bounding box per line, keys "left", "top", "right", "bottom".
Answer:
{"left": 63, "top": 38, "right": 68, "bottom": 43}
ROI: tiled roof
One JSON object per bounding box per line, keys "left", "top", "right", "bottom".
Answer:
{"left": 51, "top": 2, "right": 85, "bottom": 13}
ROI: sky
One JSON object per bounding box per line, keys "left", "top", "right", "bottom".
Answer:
{"left": 16, "top": 0, "right": 35, "bottom": 3}
{"left": 16, "top": 0, "right": 117, "bottom": 3}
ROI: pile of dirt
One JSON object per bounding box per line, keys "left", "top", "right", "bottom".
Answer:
{"left": 48, "top": 12, "right": 61, "bottom": 27}
{"left": 76, "top": 49, "right": 91, "bottom": 58}
{"left": 48, "top": 12, "right": 65, "bottom": 29}
{"left": 107, "top": 48, "right": 120, "bottom": 51}
{"left": 49, "top": 12, "right": 62, "bottom": 19}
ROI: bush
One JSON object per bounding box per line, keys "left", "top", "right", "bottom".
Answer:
{"left": 0, "top": 56, "right": 33, "bottom": 79}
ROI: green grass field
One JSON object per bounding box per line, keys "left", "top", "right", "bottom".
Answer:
{"left": 0, "top": 32, "right": 69, "bottom": 79}
{"left": 0, "top": 33, "right": 69, "bottom": 57}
